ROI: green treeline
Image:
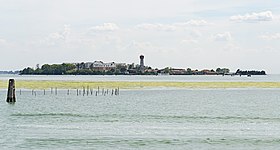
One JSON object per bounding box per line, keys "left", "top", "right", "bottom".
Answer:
{"left": 20, "top": 63, "right": 156, "bottom": 75}
{"left": 21, "top": 63, "right": 76, "bottom": 75}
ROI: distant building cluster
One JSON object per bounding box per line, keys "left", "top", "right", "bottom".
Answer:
{"left": 72, "top": 55, "right": 151, "bottom": 75}
{"left": 77, "top": 61, "right": 118, "bottom": 72}
{"left": 73, "top": 56, "right": 232, "bottom": 75}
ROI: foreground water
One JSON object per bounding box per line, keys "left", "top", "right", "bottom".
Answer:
{"left": 1, "top": 88, "right": 280, "bottom": 149}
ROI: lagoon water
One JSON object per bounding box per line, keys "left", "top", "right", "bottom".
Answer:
{"left": 1, "top": 75, "right": 280, "bottom": 149}
{"left": 1, "top": 74, "right": 280, "bottom": 82}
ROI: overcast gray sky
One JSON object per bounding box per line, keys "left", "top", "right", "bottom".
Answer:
{"left": 0, "top": 0, "right": 280, "bottom": 73}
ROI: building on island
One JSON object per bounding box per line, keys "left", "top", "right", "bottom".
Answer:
{"left": 79, "top": 61, "right": 117, "bottom": 71}
{"left": 139, "top": 55, "right": 145, "bottom": 73}
{"left": 169, "top": 69, "right": 186, "bottom": 75}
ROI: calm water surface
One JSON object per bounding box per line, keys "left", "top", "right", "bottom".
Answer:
{"left": 1, "top": 74, "right": 280, "bottom": 82}
{"left": 0, "top": 75, "right": 280, "bottom": 149}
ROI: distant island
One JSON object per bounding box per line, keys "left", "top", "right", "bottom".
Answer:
{"left": 19, "top": 55, "right": 266, "bottom": 76}
{"left": 0, "top": 71, "right": 19, "bottom": 74}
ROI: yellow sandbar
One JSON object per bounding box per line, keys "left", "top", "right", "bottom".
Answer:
{"left": 1, "top": 80, "right": 280, "bottom": 89}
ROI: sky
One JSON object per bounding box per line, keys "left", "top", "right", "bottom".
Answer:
{"left": 0, "top": 0, "right": 280, "bottom": 73}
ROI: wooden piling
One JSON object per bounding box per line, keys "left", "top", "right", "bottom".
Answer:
{"left": 6, "top": 79, "right": 16, "bottom": 103}
{"left": 90, "top": 89, "right": 93, "bottom": 95}
{"left": 44, "top": 89, "right": 46, "bottom": 95}
{"left": 83, "top": 87, "right": 85, "bottom": 96}
{"left": 67, "top": 89, "right": 70, "bottom": 95}
{"left": 76, "top": 89, "right": 79, "bottom": 96}
{"left": 19, "top": 89, "right": 21, "bottom": 95}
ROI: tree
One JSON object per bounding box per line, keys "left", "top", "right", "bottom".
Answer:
{"left": 236, "top": 69, "right": 240, "bottom": 74}
{"left": 120, "top": 67, "right": 127, "bottom": 73}
{"left": 216, "top": 68, "right": 230, "bottom": 74}
{"left": 36, "top": 64, "right": 40, "bottom": 70}
{"left": 20, "top": 67, "right": 34, "bottom": 74}
{"left": 222, "top": 68, "right": 230, "bottom": 74}
{"left": 128, "top": 63, "right": 135, "bottom": 69}
{"left": 163, "top": 67, "right": 170, "bottom": 74}
{"left": 186, "top": 68, "right": 192, "bottom": 75}
{"left": 216, "top": 68, "right": 221, "bottom": 73}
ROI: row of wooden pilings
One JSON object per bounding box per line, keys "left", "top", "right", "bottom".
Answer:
{"left": 28, "top": 87, "right": 120, "bottom": 96}
{"left": 6, "top": 79, "right": 120, "bottom": 103}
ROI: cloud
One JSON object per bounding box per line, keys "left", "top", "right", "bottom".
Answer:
{"left": 223, "top": 43, "right": 241, "bottom": 51}
{"left": 0, "top": 38, "right": 7, "bottom": 44}
{"left": 212, "top": 32, "right": 232, "bottom": 41}
{"left": 135, "top": 23, "right": 176, "bottom": 31}
{"left": 48, "top": 33, "right": 64, "bottom": 41}
{"left": 181, "top": 39, "right": 198, "bottom": 44}
{"left": 259, "top": 33, "right": 280, "bottom": 40}
{"left": 175, "top": 19, "right": 212, "bottom": 26}
{"left": 230, "top": 11, "right": 274, "bottom": 22}
{"left": 135, "top": 20, "right": 211, "bottom": 32}
{"left": 49, "top": 25, "right": 70, "bottom": 40}
{"left": 88, "top": 23, "right": 119, "bottom": 32}
{"left": 189, "top": 30, "right": 202, "bottom": 38}
{"left": 0, "top": 38, "right": 11, "bottom": 47}
{"left": 122, "top": 40, "right": 172, "bottom": 54}
{"left": 40, "top": 25, "right": 71, "bottom": 46}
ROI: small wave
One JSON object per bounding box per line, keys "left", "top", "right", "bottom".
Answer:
{"left": 140, "top": 114, "right": 280, "bottom": 122}
{"left": 11, "top": 113, "right": 84, "bottom": 117}
{"left": 10, "top": 113, "right": 280, "bottom": 122}
{"left": 10, "top": 113, "right": 123, "bottom": 122}
{"left": 23, "top": 137, "right": 185, "bottom": 147}
{"left": 22, "top": 137, "right": 280, "bottom": 148}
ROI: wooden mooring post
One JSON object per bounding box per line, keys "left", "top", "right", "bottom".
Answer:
{"left": 55, "top": 87, "right": 57, "bottom": 95}
{"left": 6, "top": 79, "right": 16, "bottom": 103}
{"left": 90, "top": 89, "right": 93, "bottom": 95}
{"left": 115, "top": 88, "right": 118, "bottom": 95}
{"left": 117, "top": 87, "right": 120, "bottom": 95}
{"left": 83, "top": 87, "right": 85, "bottom": 96}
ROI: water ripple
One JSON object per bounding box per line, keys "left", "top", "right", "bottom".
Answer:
{"left": 10, "top": 113, "right": 280, "bottom": 122}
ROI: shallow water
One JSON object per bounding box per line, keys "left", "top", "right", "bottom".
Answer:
{"left": 1, "top": 88, "right": 280, "bottom": 149}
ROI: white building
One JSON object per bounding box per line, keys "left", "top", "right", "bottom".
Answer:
{"left": 83, "top": 61, "right": 116, "bottom": 71}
